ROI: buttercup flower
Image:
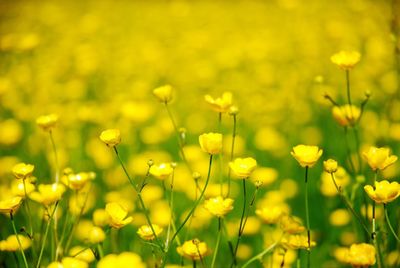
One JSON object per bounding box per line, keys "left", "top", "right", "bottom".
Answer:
{"left": 29, "top": 183, "right": 66, "bottom": 206}
{"left": 256, "top": 205, "right": 286, "bottom": 224}
{"left": 291, "top": 145, "right": 323, "bottom": 168}
{"left": 88, "top": 226, "right": 106, "bottom": 244}
{"left": 332, "top": 105, "right": 361, "bottom": 127}
{"left": 0, "top": 196, "right": 23, "bottom": 214}
{"left": 330, "top": 51, "right": 361, "bottom": 70}
{"left": 0, "top": 235, "right": 31, "bottom": 251}
{"left": 323, "top": 159, "right": 338, "bottom": 173}
{"left": 344, "top": 243, "right": 376, "bottom": 267}
{"left": 199, "top": 132, "right": 222, "bottom": 155}
{"left": 105, "top": 202, "right": 133, "bottom": 229}
{"left": 204, "top": 196, "right": 234, "bottom": 217}
{"left": 279, "top": 215, "right": 305, "bottom": 234}
{"left": 362, "top": 146, "right": 398, "bottom": 171}
{"left": 137, "top": 224, "right": 163, "bottom": 241}
{"left": 177, "top": 239, "right": 210, "bottom": 261}
{"left": 97, "top": 252, "right": 146, "bottom": 268}
{"left": 153, "top": 84, "right": 173, "bottom": 103}
{"left": 64, "top": 171, "right": 96, "bottom": 190}
{"left": 69, "top": 246, "right": 95, "bottom": 263}
{"left": 149, "top": 163, "right": 174, "bottom": 180}
{"left": 100, "top": 129, "right": 121, "bottom": 147}
{"left": 36, "top": 113, "right": 59, "bottom": 132}
{"left": 204, "top": 91, "right": 233, "bottom": 113}
{"left": 281, "top": 234, "right": 316, "bottom": 250}
{"left": 93, "top": 208, "right": 110, "bottom": 227}
{"left": 364, "top": 180, "right": 400, "bottom": 204}
{"left": 12, "top": 163, "right": 34, "bottom": 180}
{"left": 229, "top": 157, "right": 257, "bottom": 178}
{"left": 11, "top": 180, "right": 35, "bottom": 197}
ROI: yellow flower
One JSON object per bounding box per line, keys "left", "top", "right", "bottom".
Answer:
{"left": 281, "top": 234, "right": 316, "bottom": 250}
{"left": 250, "top": 167, "right": 278, "bottom": 187}
{"left": 177, "top": 239, "right": 210, "bottom": 261}
{"left": 153, "top": 84, "right": 173, "bottom": 103}
{"left": 88, "top": 226, "right": 106, "bottom": 244}
{"left": 149, "top": 163, "right": 174, "bottom": 180}
{"left": 105, "top": 202, "right": 133, "bottom": 229}
{"left": 64, "top": 172, "right": 96, "bottom": 190}
{"left": 364, "top": 180, "right": 400, "bottom": 204}
{"left": 329, "top": 209, "right": 351, "bottom": 226}
{"left": 291, "top": 145, "right": 323, "bottom": 168}
{"left": 12, "top": 163, "right": 34, "bottom": 180}
{"left": 204, "top": 196, "right": 234, "bottom": 217}
{"left": 11, "top": 180, "right": 35, "bottom": 197}
{"left": 61, "top": 257, "right": 88, "bottom": 268}
{"left": 0, "top": 196, "right": 23, "bottom": 214}
{"left": 199, "top": 132, "right": 222, "bottom": 155}
{"left": 279, "top": 215, "right": 305, "bottom": 234}
{"left": 344, "top": 243, "right": 376, "bottom": 267}
{"left": 332, "top": 105, "right": 361, "bottom": 127}
{"left": 99, "top": 129, "right": 121, "bottom": 147}
{"left": 97, "top": 252, "right": 146, "bottom": 268}
{"left": 30, "top": 183, "right": 66, "bottom": 206}
{"left": 229, "top": 157, "right": 257, "bottom": 178}
{"left": 256, "top": 205, "right": 285, "bottom": 224}
{"left": 330, "top": 51, "right": 361, "bottom": 70}
{"left": 92, "top": 208, "right": 110, "bottom": 227}
{"left": 36, "top": 113, "right": 59, "bottom": 132}
{"left": 320, "top": 166, "right": 350, "bottom": 197}
{"left": 362, "top": 146, "right": 398, "bottom": 171}
{"left": 0, "top": 235, "right": 31, "bottom": 251}
{"left": 204, "top": 92, "right": 233, "bottom": 113}
{"left": 323, "top": 159, "right": 338, "bottom": 173}
{"left": 137, "top": 224, "right": 163, "bottom": 241}
{"left": 69, "top": 246, "right": 95, "bottom": 263}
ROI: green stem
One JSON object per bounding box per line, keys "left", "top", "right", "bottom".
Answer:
{"left": 22, "top": 179, "right": 34, "bottom": 238}
{"left": 384, "top": 204, "right": 400, "bottom": 242}
{"left": 10, "top": 213, "right": 29, "bottom": 268}
{"left": 227, "top": 114, "right": 237, "bottom": 197}
{"left": 113, "top": 147, "right": 163, "bottom": 250}
{"left": 231, "top": 178, "right": 247, "bottom": 267}
{"left": 36, "top": 202, "right": 59, "bottom": 268}
{"left": 241, "top": 241, "right": 278, "bottom": 268}
{"left": 345, "top": 70, "right": 352, "bottom": 108}
{"left": 211, "top": 218, "right": 222, "bottom": 268}
{"left": 97, "top": 244, "right": 104, "bottom": 258}
{"left": 49, "top": 131, "right": 59, "bottom": 183}
{"left": 343, "top": 127, "right": 356, "bottom": 175}
{"left": 165, "top": 169, "right": 175, "bottom": 248}
{"left": 304, "top": 166, "right": 311, "bottom": 268}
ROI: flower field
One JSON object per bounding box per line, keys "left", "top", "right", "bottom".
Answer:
{"left": 0, "top": 0, "right": 400, "bottom": 267}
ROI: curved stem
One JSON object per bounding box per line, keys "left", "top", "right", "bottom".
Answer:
{"left": 231, "top": 179, "right": 247, "bottom": 267}
{"left": 36, "top": 202, "right": 59, "bottom": 268}
{"left": 384, "top": 204, "right": 400, "bottom": 242}
{"left": 10, "top": 213, "right": 29, "bottom": 268}
{"left": 241, "top": 241, "right": 278, "bottom": 268}
{"left": 304, "top": 166, "right": 311, "bottom": 268}
{"left": 211, "top": 218, "right": 222, "bottom": 268}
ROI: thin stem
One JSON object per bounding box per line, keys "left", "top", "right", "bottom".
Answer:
{"left": 36, "top": 202, "right": 59, "bottom": 268}
{"left": 384, "top": 204, "right": 400, "bottom": 242}
{"left": 97, "top": 244, "right": 104, "bottom": 259}
{"left": 170, "top": 154, "right": 213, "bottom": 246}
{"left": 113, "top": 147, "right": 163, "bottom": 250}
{"left": 227, "top": 114, "right": 237, "bottom": 197}
{"left": 10, "top": 213, "right": 29, "bottom": 268}
{"left": 345, "top": 70, "right": 352, "bottom": 108}
{"left": 211, "top": 218, "right": 222, "bottom": 268}
{"left": 304, "top": 166, "right": 311, "bottom": 268}
{"left": 343, "top": 127, "right": 356, "bottom": 175}
{"left": 165, "top": 169, "right": 175, "bottom": 248}
{"left": 231, "top": 178, "right": 247, "bottom": 267}
{"left": 49, "top": 131, "right": 60, "bottom": 183}
{"left": 241, "top": 241, "right": 278, "bottom": 268}
{"left": 22, "top": 179, "right": 34, "bottom": 238}
{"left": 330, "top": 173, "right": 371, "bottom": 236}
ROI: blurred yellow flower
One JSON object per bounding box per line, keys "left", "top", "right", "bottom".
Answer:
{"left": 344, "top": 243, "right": 376, "bottom": 267}
{"left": 30, "top": 183, "right": 66, "bottom": 206}
{"left": 199, "top": 132, "right": 222, "bottom": 155}
{"left": 97, "top": 252, "right": 146, "bottom": 268}
{"left": 105, "top": 202, "right": 133, "bottom": 229}
{"left": 11, "top": 180, "right": 35, "bottom": 197}
{"left": 64, "top": 171, "right": 96, "bottom": 191}
{"left": 36, "top": 113, "right": 59, "bottom": 132}
{"left": 12, "top": 163, "right": 34, "bottom": 180}
{"left": 364, "top": 180, "right": 400, "bottom": 204}
{"left": 204, "top": 196, "right": 234, "bottom": 217}
{"left": 88, "top": 226, "right": 106, "bottom": 244}
{"left": 281, "top": 234, "right": 316, "bottom": 250}
{"left": 229, "top": 157, "right": 257, "bottom": 178}
{"left": 52, "top": 257, "right": 88, "bottom": 268}
{"left": 0, "top": 119, "right": 23, "bottom": 146}
{"left": 0, "top": 196, "right": 23, "bottom": 214}
{"left": 137, "top": 224, "right": 163, "bottom": 241}
{"left": 291, "top": 145, "right": 323, "bottom": 168}
{"left": 332, "top": 105, "right": 360, "bottom": 127}
{"left": 149, "top": 163, "right": 174, "bottom": 180}
{"left": 99, "top": 129, "right": 121, "bottom": 147}
{"left": 323, "top": 159, "right": 338, "bottom": 173}
{"left": 329, "top": 209, "right": 351, "bottom": 226}
{"left": 330, "top": 51, "right": 361, "bottom": 70}
{"left": 320, "top": 166, "right": 350, "bottom": 197}
{"left": 256, "top": 206, "right": 285, "bottom": 224}
{"left": 69, "top": 246, "right": 95, "bottom": 263}
{"left": 177, "top": 239, "right": 210, "bottom": 261}
{"left": 92, "top": 208, "right": 109, "bottom": 227}
{"left": 362, "top": 146, "right": 398, "bottom": 171}
{"left": 279, "top": 215, "right": 305, "bottom": 234}
{"left": 153, "top": 84, "right": 173, "bottom": 103}
{"left": 0, "top": 235, "right": 31, "bottom": 251}
{"left": 250, "top": 167, "right": 278, "bottom": 187}
{"left": 204, "top": 91, "right": 233, "bottom": 113}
